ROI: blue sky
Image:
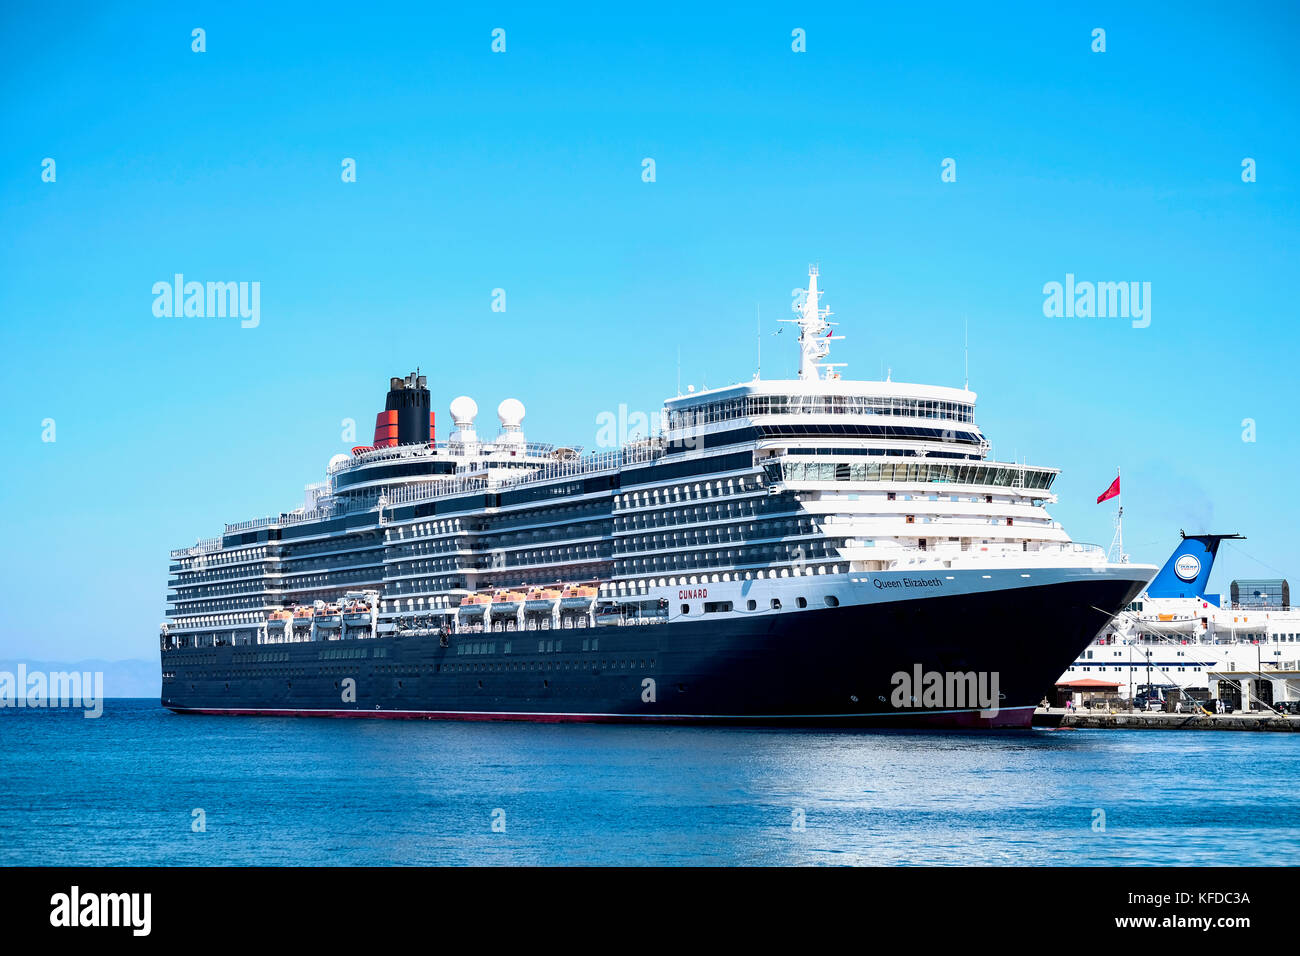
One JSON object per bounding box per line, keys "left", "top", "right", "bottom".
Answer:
{"left": 2, "top": 1, "right": 1297, "bottom": 660}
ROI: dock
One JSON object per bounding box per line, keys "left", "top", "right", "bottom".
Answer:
{"left": 1035, "top": 707, "right": 1300, "bottom": 732}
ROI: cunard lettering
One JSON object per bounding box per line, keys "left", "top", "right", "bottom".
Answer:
{"left": 678, "top": 588, "right": 707, "bottom": 599}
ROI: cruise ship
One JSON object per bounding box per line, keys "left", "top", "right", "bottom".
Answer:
{"left": 160, "top": 267, "right": 1154, "bottom": 728}
{"left": 1063, "top": 533, "right": 1300, "bottom": 708}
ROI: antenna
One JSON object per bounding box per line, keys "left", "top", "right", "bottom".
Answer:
{"left": 963, "top": 316, "right": 969, "bottom": 390}
{"left": 676, "top": 346, "right": 681, "bottom": 397}
{"left": 782, "top": 264, "right": 842, "bottom": 380}
{"left": 756, "top": 303, "right": 761, "bottom": 380}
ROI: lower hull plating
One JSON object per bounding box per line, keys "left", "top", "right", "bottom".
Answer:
{"left": 161, "top": 576, "right": 1145, "bottom": 730}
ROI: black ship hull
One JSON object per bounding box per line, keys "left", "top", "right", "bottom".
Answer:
{"left": 161, "top": 575, "right": 1144, "bottom": 729}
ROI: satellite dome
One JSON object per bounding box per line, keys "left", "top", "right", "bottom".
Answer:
{"left": 328, "top": 454, "right": 350, "bottom": 471}
{"left": 450, "top": 396, "right": 478, "bottom": 426}
{"left": 498, "top": 398, "right": 525, "bottom": 427}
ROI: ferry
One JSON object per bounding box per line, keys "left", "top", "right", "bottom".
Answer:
{"left": 1062, "top": 533, "right": 1300, "bottom": 709}
{"left": 160, "top": 266, "right": 1154, "bottom": 728}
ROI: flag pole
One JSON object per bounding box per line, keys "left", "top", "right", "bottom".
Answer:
{"left": 1107, "top": 467, "right": 1126, "bottom": 564}
{"left": 1117, "top": 465, "right": 1123, "bottom": 562}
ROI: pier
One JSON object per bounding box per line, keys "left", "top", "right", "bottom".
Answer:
{"left": 1035, "top": 707, "right": 1300, "bottom": 732}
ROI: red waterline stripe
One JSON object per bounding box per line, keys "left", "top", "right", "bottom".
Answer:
{"left": 165, "top": 705, "right": 1037, "bottom": 727}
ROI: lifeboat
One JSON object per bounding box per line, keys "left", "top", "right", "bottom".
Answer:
{"left": 458, "top": 593, "right": 490, "bottom": 616}
{"left": 594, "top": 603, "right": 625, "bottom": 625}
{"left": 525, "top": 587, "right": 562, "bottom": 608}
{"left": 266, "top": 610, "right": 293, "bottom": 638}
{"left": 490, "top": 589, "right": 527, "bottom": 612}
{"left": 314, "top": 604, "right": 343, "bottom": 629}
{"left": 560, "top": 584, "right": 598, "bottom": 607}
{"left": 1135, "top": 616, "right": 1198, "bottom": 636}
{"left": 343, "top": 601, "right": 372, "bottom": 624}
{"left": 1211, "top": 615, "right": 1271, "bottom": 637}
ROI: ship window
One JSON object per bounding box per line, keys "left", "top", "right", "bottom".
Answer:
{"left": 681, "top": 604, "right": 690, "bottom": 615}
{"left": 796, "top": 597, "right": 807, "bottom": 608}
{"left": 771, "top": 598, "right": 782, "bottom": 610}
{"left": 747, "top": 600, "right": 757, "bottom": 611}
{"left": 704, "top": 601, "right": 733, "bottom": 613}
{"left": 824, "top": 595, "right": 839, "bottom": 608}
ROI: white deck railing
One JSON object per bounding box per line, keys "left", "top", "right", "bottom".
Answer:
{"left": 215, "top": 442, "right": 666, "bottom": 539}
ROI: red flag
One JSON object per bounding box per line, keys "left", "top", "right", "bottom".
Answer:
{"left": 1096, "top": 475, "right": 1120, "bottom": 503}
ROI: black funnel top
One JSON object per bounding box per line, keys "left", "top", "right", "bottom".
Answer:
{"left": 385, "top": 371, "right": 431, "bottom": 445}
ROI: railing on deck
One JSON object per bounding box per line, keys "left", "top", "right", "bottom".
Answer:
{"left": 211, "top": 441, "right": 667, "bottom": 540}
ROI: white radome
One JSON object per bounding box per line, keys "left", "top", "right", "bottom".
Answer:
{"left": 498, "top": 398, "right": 525, "bottom": 427}
{"left": 328, "top": 453, "right": 350, "bottom": 470}
{"left": 450, "top": 395, "right": 478, "bottom": 426}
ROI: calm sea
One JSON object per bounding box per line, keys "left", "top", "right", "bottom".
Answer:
{"left": 2, "top": 699, "right": 1296, "bottom": 866}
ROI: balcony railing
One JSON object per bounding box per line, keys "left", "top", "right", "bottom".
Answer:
{"left": 170, "top": 537, "right": 223, "bottom": 558}
{"left": 209, "top": 442, "right": 667, "bottom": 543}
{"left": 328, "top": 439, "right": 576, "bottom": 475}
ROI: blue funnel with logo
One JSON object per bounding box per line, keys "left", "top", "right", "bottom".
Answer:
{"left": 1145, "top": 532, "right": 1243, "bottom": 601}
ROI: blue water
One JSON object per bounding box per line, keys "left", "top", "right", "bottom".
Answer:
{"left": 2, "top": 700, "right": 1297, "bottom": 865}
